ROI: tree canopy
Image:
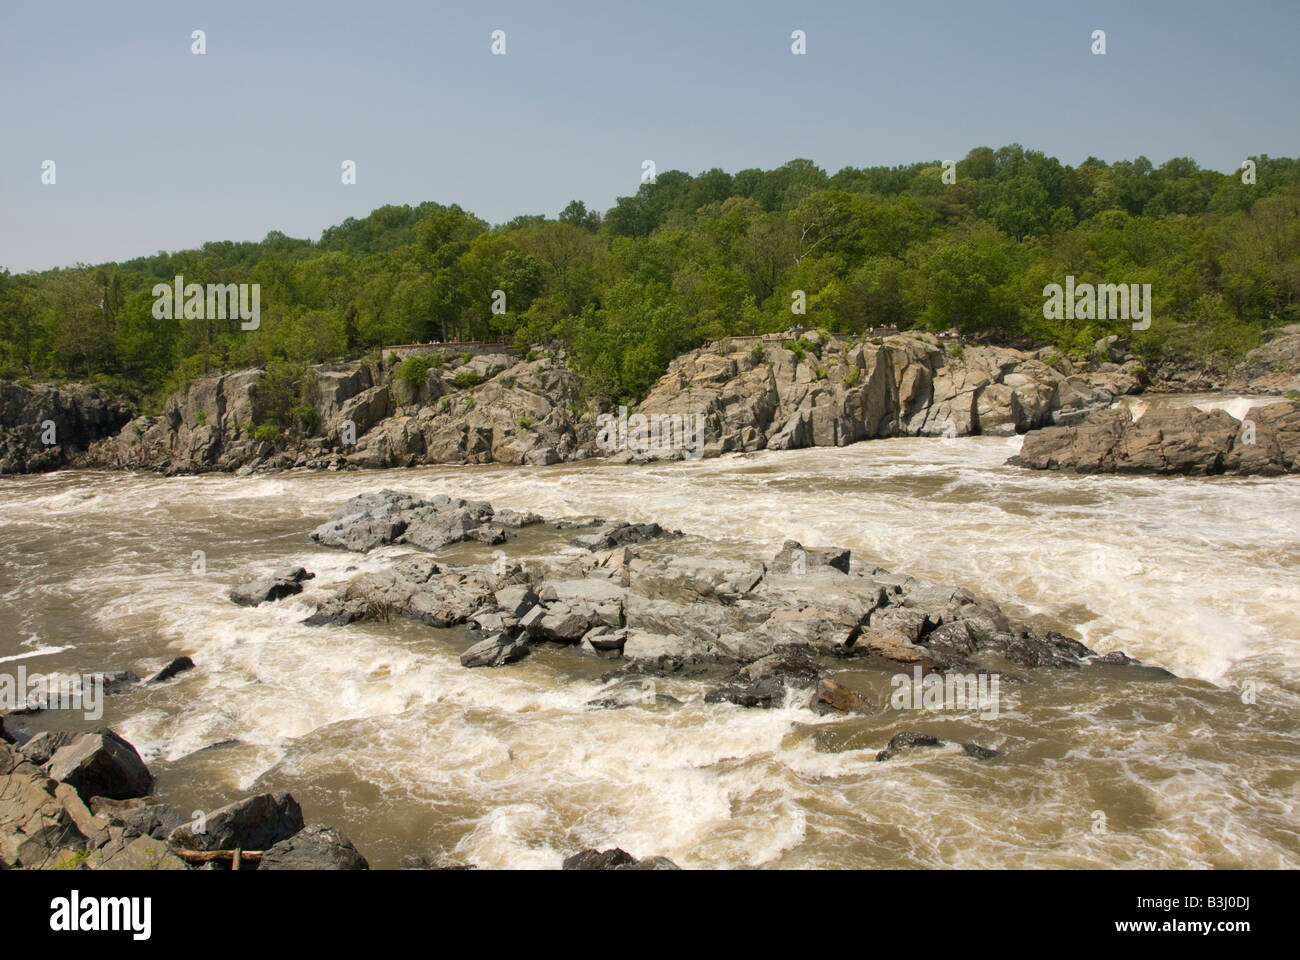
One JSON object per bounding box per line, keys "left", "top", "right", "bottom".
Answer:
{"left": 3, "top": 147, "right": 1297, "bottom": 406}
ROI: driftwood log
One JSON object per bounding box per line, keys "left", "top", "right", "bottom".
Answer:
{"left": 172, "top": 847, "right": 263, "bottom": 864}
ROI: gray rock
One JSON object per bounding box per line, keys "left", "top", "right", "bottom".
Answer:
{"left": 460, "top": 635, "right": 531, "bottom": 668}
{"left": 47, "top": 729, "right": 154, "bottom": 802}
{"left": 166, "top": 791, "right": 304, "bottom": 852}
{"left": 258, "top": 823, "right": 369, "bottom": 870}
{"left": 19, "top": 730, "right": 79, "bottom": 766}
{"left": 230, "top": 566, "right": 315, "bottom": 606}
{"left": 117, "top": 802, "right": 184, "bottom": 841}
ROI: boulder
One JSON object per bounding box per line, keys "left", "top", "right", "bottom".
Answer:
{"left": 258, "top": 823, "right": 369, "bottom": 870}
{"left": 166, "top": 791, "right": 304, "bottom": 852}
{"left": 809, "top": 678, "right": 875, "bottom": 716}
{"left": 19, "top": 730, "right": 79, "bottom": 766}
{"left": 460, "top": 635, "right": 531, "bottom": 668}
{"left": 47, "top": 729, "right": 154, "bottom": 802}
{"left": 147, "top": 656, "right": 195, "bottom": 685}
{"left": 562, "top": 847, "right": 678, "bottom": 870}
{"left": 230, "top": 566, "right": 315, "bottom": 607}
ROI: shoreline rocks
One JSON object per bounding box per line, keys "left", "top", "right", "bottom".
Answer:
{"left": 1010, "top": 400, "right": 1299, "bottom": 476}
{"left": 1, "top": 728, "right": 371, "bottom": 871}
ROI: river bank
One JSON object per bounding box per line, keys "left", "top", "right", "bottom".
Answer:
{"left": 5, "top": 327, "right": 1297, "bottom": 478}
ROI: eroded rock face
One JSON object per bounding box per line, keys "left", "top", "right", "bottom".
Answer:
{"left": 635, "top": 333, "right": 1146, "bottom": 458}
{"left": 64, "top": 331, "right": 1168, "bottom": 476}
{"left": 1010, "top": 402, "right": 1299, "bottom": 475}
{"left": 1229, "top": 328, "right": 1300, "bottom": 395}
{"left": 0, "top": 380, "right": 134, "bottom": 475}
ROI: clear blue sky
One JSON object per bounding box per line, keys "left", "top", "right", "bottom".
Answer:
{"left": 2, "top": 0, "right": 1297, "bottom": 272}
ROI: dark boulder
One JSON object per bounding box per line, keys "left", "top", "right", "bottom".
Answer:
{"left": 47, "top": 729, "right": 154, "bottom": 801}
{"left": 147, "top": 656, "right": 195, "bottom": 685}
{"left": 258, "top": 823, "right": 369, "bottom": 870}
{"left": 562, "top": 847, "right": 678, "bottom": 870}
{"left": 166, "top": 791, "right": 304, "bottom": 852}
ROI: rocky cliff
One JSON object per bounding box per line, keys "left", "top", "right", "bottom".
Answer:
{"left": 634, "top": 331, "right": 1145, "bottom": 458}
{"left": 13, "top": 328, "right": 1298, "bottom": 477}
{"left": 65, "top": 331, "right": 1148, "bottom": 475}
{"left": 0, "top": 381, "right": 134, "bottom": 475}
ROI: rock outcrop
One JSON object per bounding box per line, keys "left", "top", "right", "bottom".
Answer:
{"left": 2, "top": 728, "right": 369, "bottom": 870}
{"left": 1228, "top": 327, "right": 1300, "bottom": 396}
{"left": 302, "top": 493, "right": 1171, "bottom": 694}
{"left": 1010, "top": 401, "right": 1299, "bottom": 475}
{"left": 63, "top": 331, "right": 1165, "bottom": 476}
{"left": 634, "top": 331, "right": 1146, "bottom": 459}
{"left": 0, "top": 380, "right": 134, "bottom": 475}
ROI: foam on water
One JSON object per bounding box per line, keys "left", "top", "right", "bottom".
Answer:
{"left": 1, "top": 437, "right": 1297, "bottom": 868}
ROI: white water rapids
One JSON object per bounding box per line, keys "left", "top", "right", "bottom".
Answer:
{"left": 1, "top": 430, "right": 1297, "bottom": 868}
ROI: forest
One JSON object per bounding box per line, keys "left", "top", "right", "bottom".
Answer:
{"left": 2, "top": 145, "right": 1297, "bottom": 407}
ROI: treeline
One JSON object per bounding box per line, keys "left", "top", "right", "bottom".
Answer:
{"left": 1, "top": 145, "right": 1298, "bottom": 406}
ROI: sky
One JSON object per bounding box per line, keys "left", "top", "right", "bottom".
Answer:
{"left": 2, "top": 0, "right": 1298, "bottom": 272}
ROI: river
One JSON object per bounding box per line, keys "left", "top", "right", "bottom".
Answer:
{"left": 1, "top": 425, "right": 1297, "bottom": 868}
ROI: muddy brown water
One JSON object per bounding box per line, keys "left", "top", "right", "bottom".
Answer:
{"left": 1, "top": 423, "right": 1297, "bottom": 868}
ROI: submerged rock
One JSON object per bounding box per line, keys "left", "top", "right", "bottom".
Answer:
{"left": 147, "top": 656, "right": 195, "bottom": 685}
{"left": 230, "top": 565, "right": 315, "bottom": 606}
{"left": 875, "top": 731, "right": 999, "bottom": 762}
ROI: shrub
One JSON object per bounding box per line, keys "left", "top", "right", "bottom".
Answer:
{"left": 454, "top": 370, "right": 484, "bottom": 389}
{"left": 750, "top": 342, "right": 765, "bottom": 364}
{"left": 292, "top": 403, "right": 319, "bottom": 433}
{"left": 195, "top": 410, "right": 207, "bottom": 426}
{"left": 517, "top": 415, "right": 534, "bottom": 429}
{"left": 526, "top": 349, "right": 540, "bottom": 362}
{"left": 845, "top": 366, "right": 861, "bottom": 387}
{"left": 815, "top": 366, "right": 827, "bottom": 380}
{"left": 397, "top": 356, "right": 436, "bottom": 393}
{"left": 946, "top": 341, "right": 965, "bottom": 360}
{"left": 251, "top": 423, "right": 280, "bottom": 444}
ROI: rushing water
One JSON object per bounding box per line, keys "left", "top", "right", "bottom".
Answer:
{"left": 2, "top": 425, "right": 1298, "bottom": 869}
